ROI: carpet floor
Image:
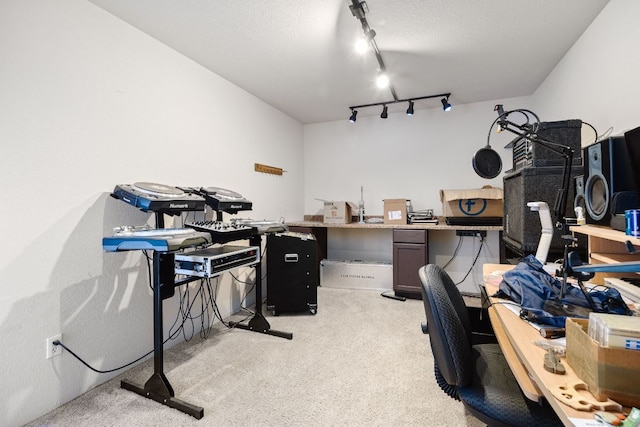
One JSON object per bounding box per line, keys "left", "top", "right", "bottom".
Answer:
{"left": 27, "top": 287, "right": 484, "bottom": 426}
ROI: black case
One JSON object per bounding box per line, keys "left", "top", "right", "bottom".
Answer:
{"left": 507, "top": 119, "right": 582, "bottom": 170}
{"left": 266, "top": 232, "right": 318, "bottom": 315}
{"left": 503, "top": 165, "right": 585, "bottom": 256}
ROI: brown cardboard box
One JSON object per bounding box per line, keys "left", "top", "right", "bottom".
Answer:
{"left": 323, "top": 201, "right": 356, "bottom": 224}
{"left": 439, "top": 186, "right": 503, "bottom": 217}
{"left": 566, "top": 318, "right": 640, "bottom": 407}
{"left": 383, "top": 199, "right": 409, "bottom": 225}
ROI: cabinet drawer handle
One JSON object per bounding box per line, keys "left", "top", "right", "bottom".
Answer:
{"left": 284, "top": 254, "right": 299, "bottom": 262}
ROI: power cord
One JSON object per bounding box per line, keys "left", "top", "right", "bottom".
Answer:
{"left": 57, "top": 269, "right": 257, "bottom": 374}
{"left": 53, "top": 339, "right": 154, "bottom": 374}
{"left": 455, "top": 236, "right": 485, "bottom": 286}
{"left": 442, "top": 235, "right": 464, "bottom": 269}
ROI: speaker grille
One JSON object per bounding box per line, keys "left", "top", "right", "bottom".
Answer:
{"left": 509, "top": 119, "right": 582, "bottom": 170}
{"left": 586, "top": 177, "right": 608, "bottom": 219}
{"left": 503, "top": 166, "right": 583, "bottom": 254}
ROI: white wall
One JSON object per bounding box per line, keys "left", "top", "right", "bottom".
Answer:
{"left": 4, "top": 0, "right": 639, "bottom": 425}
{"left": 304, "top": 97, "right": 526, "bottom": 292}
{"left": 303, "top": 0, "right": 640, "bottom": 293}
{"left": 0, "top": 1, "right": 304, "bottom": 426}
{"left": 530, "top": 0, "right": 640, "bottom": 138}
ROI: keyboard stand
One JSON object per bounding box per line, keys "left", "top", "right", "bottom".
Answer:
{"left": 120, "top": 251, "right": 204, "bottom": 419}
{"left": 229, "top": 235, "right": 293, "bottom": 340}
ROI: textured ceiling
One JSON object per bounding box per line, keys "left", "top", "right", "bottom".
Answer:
{"left": 89, "top": 0, "right": 610, "bottom": 124}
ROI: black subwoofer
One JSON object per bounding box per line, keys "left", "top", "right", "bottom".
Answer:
{"left": 503, "top": 166, "right": 583, "bottom": 256}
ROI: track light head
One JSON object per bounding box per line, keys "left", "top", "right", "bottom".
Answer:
{"left": 355, "top": 29, "right": 377, "bottom": 53}
{"left": 406, "top": 101, "right": 414, "bottom": 116}
{"left": 441, "top": 97, "right": 452, "bottom": 112}
{"left": 376, "top": 72, "right": 389, "bottom": 89}
{"left": 349, "top": 1, "right": 368, "bottom": 19}
{"left": 349, "top": 109, "right": 358, "bottom": 123}
{"left": 364, "top": 29, "right": 376, "bottom": 41}
{"left": 380, "top": 105, "right": 388, "bottom": 119}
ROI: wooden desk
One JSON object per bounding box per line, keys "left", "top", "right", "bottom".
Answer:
{"left": 483, "top": 263, "right": 602, "bottom": 426}
{"left": 288, "top": 219, "right": 503, "bottom": 297}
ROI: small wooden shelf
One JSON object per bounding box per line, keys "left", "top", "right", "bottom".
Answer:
{"left": 570, "top": 224, "right": 640, "bottom": 245}
{"left": 571, "top": 224, "right": 640, "bottom": 283}
{"left": 590, "top": 252, "right": 640, "bottom": 264}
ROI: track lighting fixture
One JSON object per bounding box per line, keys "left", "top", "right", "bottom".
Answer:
{"left": 347, "top": 93, "right": 451, "bottom": 122}
{"left": 441, "top": 97, "right": 452, "bottom": 112}
{"left": 406, "top": 101, "right": 414, "bottom": 116}
{"left": 348, "top": 1, "right": 450, "bottom": 123}
{"left": 349, "top": 1, "right": 398, "bottom": 101}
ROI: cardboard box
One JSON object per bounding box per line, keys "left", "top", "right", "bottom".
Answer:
{"left": 439, "top": 186, "right": 503, "bottom": 217}
{"left": 566, "top": 318, "right": 640, "bottom": 407}
{"left": 320, "top": 259, "right": 392, "bottom": 290}
{"left": 384, "top": 199, "right": 410, "bottom": 224}
{"left": 323, "top": 201, "right": 357, "bottom": 224}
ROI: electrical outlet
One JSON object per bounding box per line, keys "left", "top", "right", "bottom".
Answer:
{"left": 46, "top": 334, "right": 62, "bottom": 359}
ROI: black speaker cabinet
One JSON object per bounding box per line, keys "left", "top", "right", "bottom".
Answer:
{"left": 266, "top": 232, "right": 318, "bottom": 315}
{"left": 583, "top": 136, "right": 636, "bottom": 225}
{"left": 503, "top": 165, "right": 583, "bottom": 256}
{"left": 510, "top": 119, "right": 582, "bottom": 170}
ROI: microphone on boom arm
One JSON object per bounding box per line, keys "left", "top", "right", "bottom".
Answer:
{"left": 472, "top": 104, "right": 509, "bottom": 179}
{"left": 494, "top": 104, "right": 507, "bottom": 131}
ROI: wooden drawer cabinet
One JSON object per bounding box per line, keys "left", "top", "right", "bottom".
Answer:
{"left": 393, "top": 229, "right": 428, "bottom": 299}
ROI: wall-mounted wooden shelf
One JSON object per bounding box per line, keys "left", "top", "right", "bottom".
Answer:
{"left": 254, "top": 163, "right": 284, "bottom": 175}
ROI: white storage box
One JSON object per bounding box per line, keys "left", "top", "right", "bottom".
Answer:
{"left": 320, "top": 259, "right": 393, "bottom": 291}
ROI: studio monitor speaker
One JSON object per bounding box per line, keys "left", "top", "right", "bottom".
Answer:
{"left": 574, "top": 175, "right": 585, "bottom": 215}
{"left": 583, "top": 136, "right": 636, "bottom": 225}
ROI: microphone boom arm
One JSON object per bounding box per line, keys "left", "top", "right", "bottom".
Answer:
{"left": 495, "top": 113, "right": 575, "bottom": 227}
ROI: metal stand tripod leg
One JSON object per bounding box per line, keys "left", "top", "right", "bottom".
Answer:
{"left": 120, "top": 252, "right": 204, "bottom": 419}
{"left": 229, "top": 235, "right": 293, "bottom": 340}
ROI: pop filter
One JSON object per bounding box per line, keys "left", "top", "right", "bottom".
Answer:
{"left": 472, "top": 145, "right": 502, "bottom": 179}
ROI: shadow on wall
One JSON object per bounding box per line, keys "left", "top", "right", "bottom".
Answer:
{"left": 0, "top": 191, "right": 254, "bottom": 425}
{"left": 0, "top": 194, "right": 169, "bottom": 424}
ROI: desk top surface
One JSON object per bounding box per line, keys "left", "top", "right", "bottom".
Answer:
{"left": 484, "top": 263, "right": 622, "bottom": 426}
{"left": 287, "top": 218, "right": 503, "bottom": 231}
{"left": 570, "top": 224, "right": 640, "bottom": 244}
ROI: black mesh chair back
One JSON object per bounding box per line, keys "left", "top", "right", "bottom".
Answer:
{"left": 419, "top": 264, "right": 562, "bottom": 427}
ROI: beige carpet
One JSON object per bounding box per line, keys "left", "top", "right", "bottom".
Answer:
{"left": 27, "top": 287, "right": 484, "bottom": 426}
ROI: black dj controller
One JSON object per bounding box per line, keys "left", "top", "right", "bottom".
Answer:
{"left": 185, "top": 220, "right": 257, "bottom": 244}
{"left": 111, "top": 182, "right": 206, "bottom": 214}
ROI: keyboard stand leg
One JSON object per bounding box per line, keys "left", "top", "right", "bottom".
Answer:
{"left": 229, "top": 235, "right": 293, "bottom": 340}
{"left": 229, "top": 312, "right": 293, "bottom": 340}
{"left": 121, "top": 251, "right": 204, "bottom": 419}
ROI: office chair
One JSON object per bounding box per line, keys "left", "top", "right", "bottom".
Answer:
{"left": 419, "top": 264, "right": 562, "bottom": 427}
